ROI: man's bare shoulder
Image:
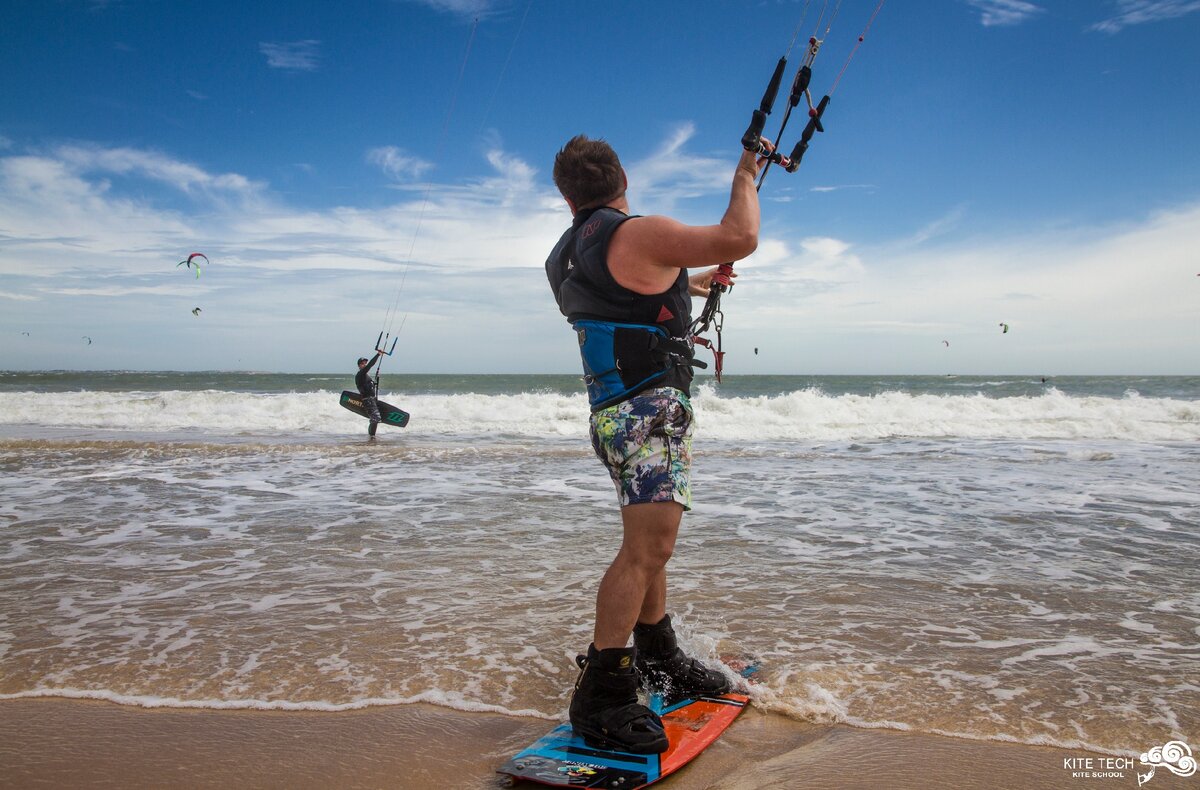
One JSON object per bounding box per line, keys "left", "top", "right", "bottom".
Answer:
{"left": 606, "top": 215, "right": 690, "bottom": 293}
{"left": 612, "top": 214, "right": 737, "bottom": 272}
{"left": 617, "top": 214, "right": 688, "bottom": 242}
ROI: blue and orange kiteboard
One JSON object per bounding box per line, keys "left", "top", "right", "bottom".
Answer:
{"left": 498, "top": 658, "right": 760, "bottom": 789}
{"left": 497, "top": 693, "right": 749, "bottom": 789}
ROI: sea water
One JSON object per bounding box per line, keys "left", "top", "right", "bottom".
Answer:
{"left": 0, "top": 372, "right": 1196, "bottom": 756}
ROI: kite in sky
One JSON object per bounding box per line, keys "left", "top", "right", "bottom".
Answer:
{"left": 192, "top": 307, "right": 202, "bottom": 316}
{"left": 999, "top": 323, "right": 1009, "bottom": 334}
{"left": 177, "top": 252, "right": 209, "bottom": 279}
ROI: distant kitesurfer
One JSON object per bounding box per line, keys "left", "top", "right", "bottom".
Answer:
{"left": 545, "top": 134, "right": 771, "bottom": 754}
{"left": 355, "top": 352, "right": 382, "bottom": 438}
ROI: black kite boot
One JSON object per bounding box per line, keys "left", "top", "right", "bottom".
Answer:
{"left": 568, "top": 644, "right": 668, "bottom": 754}
{"left": 634, "top": 614, "right": 732, "bottom": 702}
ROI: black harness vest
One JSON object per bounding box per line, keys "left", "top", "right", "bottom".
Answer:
{"left": 546, "top": 207, "right": 696, "bottom": 410}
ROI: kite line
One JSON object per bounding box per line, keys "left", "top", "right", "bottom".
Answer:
{"left": 374, "top": 17, "right": 480, "bottom": 375}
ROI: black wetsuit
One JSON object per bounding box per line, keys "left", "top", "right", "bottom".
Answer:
{"left": 356, "top": 353, "right": 382, "bottom": 436}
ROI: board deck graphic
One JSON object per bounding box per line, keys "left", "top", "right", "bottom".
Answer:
{"left": 497, "top": 691, "right": 750, "bottom": 789}
{"left": 338, "top": 390, "right": 410, "bottom": 428}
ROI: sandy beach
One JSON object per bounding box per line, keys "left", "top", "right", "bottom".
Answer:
{"left": 2, "top": 698, "right": 1185, "bottom": 789}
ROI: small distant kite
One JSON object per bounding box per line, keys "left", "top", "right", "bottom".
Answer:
{"left": 999, "top": 323, "right": 1009, "bottom": 334}
{"left": 754, "top": 347, "right": 759, "bottom": 355}
{"left": 192, "top": 307, "right": 202, "bottom": 316}
{"left": 82, "top": 336, "right": 92, "bottom": 345}
{"left": 21, "top": 331, "right": 30, "bottom": 336}
{"left": 943, "top": 340, "right": 950, "bottom": 347}
{"left": 177, "top": 252, "right": 209, "bottom": 279}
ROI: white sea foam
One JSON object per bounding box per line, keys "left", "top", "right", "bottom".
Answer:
{"left": 1, "top": 386, "right": 1197, "bottom": 441}
{"left": 0, "top": 687, "right": 555, "bottom": 720}
{"left": 1, "top": 397, "right": 1196, "bottom": 759}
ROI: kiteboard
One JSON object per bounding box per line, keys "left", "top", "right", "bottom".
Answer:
{"left": 497, "top": 657, "right": 759, "bottom": 789}
{"left": 338, "top": 390, "right": 410, "bottom": 428}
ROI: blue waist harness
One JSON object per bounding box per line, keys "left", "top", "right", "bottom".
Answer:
{"left": 573, "top": 319, "right": 697, "bottom": 411}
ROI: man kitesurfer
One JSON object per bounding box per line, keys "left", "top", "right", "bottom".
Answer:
{"left": 545, "top": 134, "right": 770, "bottom": 754}
{"left": 355, "top": 352, "right": 383, "bottom": 439}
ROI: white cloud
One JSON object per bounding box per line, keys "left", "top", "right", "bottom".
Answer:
{"left": 1091, "top": 0, "right": 1200, "bottom": 32}
{"left": 809, "top": 184, "right": 877, "bottom": 194}
{"left": 403, "top": 0, "right": 503, "bottom": 20}
{"left": 963, "top": 0, "right": 1044, "bottom": 26}
{"left": 744, "top": 235, "right": 867, "bottom": 288}
{"left": 626, "top": 123, "right": 740, "bottom": 212}
{"left": 367, "top": 147, "right": 434, "bottom": 182}
{"left": 259, "top": 40, "right": 321, "bottom": 71}
{"left": 732, "top": 203, "right": 1200, "bottom": 372}
{"left": 53, "top": 144, "right": 263, "bottom": 195}
{"left": 2, "top": 140, "right": 1197, "bottom": 374}
{"left": 484, "top": 149, "right": 535, "bottom": 187}
{"left": 45, "top": 285, "right": 193, "bottom": 297}
{"left": 0, "top": 154, "right": 196, "bottom": 264}
{"left": 898, "top": 205, "right": 969, "bottom": 247}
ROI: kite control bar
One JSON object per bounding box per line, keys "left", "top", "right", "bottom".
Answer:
{"left": 375, "top": 331, "right": 398, "bottom": 356}
{"left": 693, "top": 46, "right": 816, "bottom": 379}
{"left": 693, "top": 3, "right": 886, "bottom": 380}
{"left": 740, "top": 36, "right": 830, "bottom": 179}
{"left": 372, "top": 331, "right": 400, "bottom": 391}
{"left": 740, "top": 58, "right": 821, "bottom": 176}
{"left": 744, "top": 0, "right": 886, "bottom": 178}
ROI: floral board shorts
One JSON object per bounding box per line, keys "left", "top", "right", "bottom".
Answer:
{"left": 589, "top": 387, "right": 694, "bottom": 511}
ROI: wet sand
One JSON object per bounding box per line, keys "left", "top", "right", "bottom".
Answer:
{"left": 1, "top": 699, "right": 1185, "bottom": 789}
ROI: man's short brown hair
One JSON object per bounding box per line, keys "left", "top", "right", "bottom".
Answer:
{"left": 553, "top": 135, "right": 625, "bottom": 211}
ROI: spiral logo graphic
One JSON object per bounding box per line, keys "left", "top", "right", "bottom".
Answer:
{"left": 1138, "top": 740, "right": 1196, "bottom": 786}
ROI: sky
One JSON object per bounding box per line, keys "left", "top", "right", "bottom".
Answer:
{"left": 1, "top": 0, "right": 1197, "bottom": 375}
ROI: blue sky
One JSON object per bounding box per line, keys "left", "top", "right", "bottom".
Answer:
{"left": 1, "top": 0, "right": 1197, "bottom": 375}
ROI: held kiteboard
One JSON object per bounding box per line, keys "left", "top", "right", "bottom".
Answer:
{"left": 497, "top": 657, "right": 760, "bottom": 789}
{"left": 338, "top": 390, "right": 410, "bottom": 428}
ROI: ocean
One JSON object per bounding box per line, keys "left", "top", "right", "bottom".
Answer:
{"left": 0, "top": 371, "right": 1196, "bottom": 759}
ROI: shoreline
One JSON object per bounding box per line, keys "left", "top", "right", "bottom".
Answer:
{"left": 0, "top": 698, "right": 1175, "bottom": 789}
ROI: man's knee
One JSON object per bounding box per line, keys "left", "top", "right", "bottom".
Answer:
{"left": 620, "top": 502, "right": 682, "bottom": 568}
{"left": 642, "top": 540, "right": 675, "bottom": 569}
